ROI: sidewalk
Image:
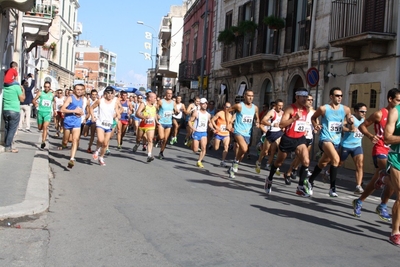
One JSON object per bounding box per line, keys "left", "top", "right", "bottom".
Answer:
{"left": 0, "top": 123, "right": 49, "bottom": 220}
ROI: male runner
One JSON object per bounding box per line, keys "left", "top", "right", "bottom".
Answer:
{"left": 157, "top": 89, "right": 176, "bottom": 159}
{"left": 352, "top": 88, "right": 400, "bottom": 221}
{"left": 117, "top": 91, "right": 132, "bottom": 149}
{"left": 226, "top": 90, "right": 259, "bottom": 179}
{"left": 32, "top": 81, "right": 53, "bottom": 149}
{"left": 171, "top": 95, "right": 186, "bottom": 144}
{"left": 84, "top": 89, "right": 99, "bottom": 153}
{"left": 211, "top": 102, "right": 233, "bottom": 167}
{"left": 185, "top": 97, "right": 200, "bottom": 146}
{"left": 53, "top": 89, "right": 65, "bottom": 137}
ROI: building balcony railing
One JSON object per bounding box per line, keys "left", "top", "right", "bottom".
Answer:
{"left": 0, "top": 0, "right": 34, "bottom": 11}
{"left": 158, "top": 56, "right": 169, "bottom": 70}
{"left": 22, "top": 3, "right": 56, "bottom": 45}
{"left": 329, "top": 0, "right": 395, "bottom": 57}
{"left": 159, "top": 17, "right": 171, "bottom": 40}
{"left": 25, "top": 3, "right": 58, "bottom": 18}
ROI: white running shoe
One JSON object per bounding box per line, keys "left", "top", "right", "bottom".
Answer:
{"left": 329, "top": 187, "right": 339, "bottom": 197}
{"left": 220, "top": 161, "right": 227, "bottom": 167}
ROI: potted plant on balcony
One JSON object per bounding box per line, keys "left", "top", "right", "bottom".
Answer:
{"left": 263, "top": 15, "right": 285, "bottom": 30}
{"left": 217, "top": 28, "right": 236, "bottom": 46}
{"left": 50, "top": 42, "right": 56, "bottom": 51}
{"left": 230, "top": 26, "right": 240, "bottom": 37}
{"left": 237, "top": 20, "right": 258, "bottom": 36}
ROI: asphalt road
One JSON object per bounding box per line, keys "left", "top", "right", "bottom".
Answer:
{"left": 1, "top": 129, "right": 399, "bottom": 266}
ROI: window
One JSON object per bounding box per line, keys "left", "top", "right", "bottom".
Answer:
{"left": 225, "top": 11, "right": 233, "bottom": 29}
{"left": 370, "top": 89, "right": 377, "bottom": 108}
{"left": 351, "top": 90, "right": 358, "bottom": 109}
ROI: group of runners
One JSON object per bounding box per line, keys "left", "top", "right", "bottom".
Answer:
{"left": 33, "top": 82, "right": 400, "bottom": 247}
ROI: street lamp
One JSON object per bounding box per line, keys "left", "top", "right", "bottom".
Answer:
{"left": 137, "top": 21, "right": 158, "bottom": 92}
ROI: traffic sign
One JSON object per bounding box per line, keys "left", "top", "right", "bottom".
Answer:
{"left": 306, "top": 67, "right": 319, "bottom": 87}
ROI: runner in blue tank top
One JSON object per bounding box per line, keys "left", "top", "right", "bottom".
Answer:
{"left": 226, "top": 90, "right": 259, "bottom": 179}
{"left": 60, "top": 84, "right": 86, "bottom": 169}
{"left": 157, "top": 89, "right": 177, "bottom": 159}
{"left": 340, "top": 103, "right": 367, "bottom": 194}
{"left": 309, "top": 87, "right": 354, "bottom": 197}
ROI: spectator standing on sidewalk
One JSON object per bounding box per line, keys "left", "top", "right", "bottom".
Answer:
{"left": 2, "top": 79, "right": 25, "bottom": 152}
{"left": 19, "top": 74, "right": 35, "bottom": 132}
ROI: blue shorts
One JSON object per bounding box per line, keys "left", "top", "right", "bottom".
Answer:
{"left": 234, "top": 134, "right": 250, "bottom": 145}
{"left": 192, "top": 131, "right": 207, "bottom": 141}
{"left": 318, "top": 140, "right": 340, "bottom": 152}
{"left": 134, "top": 116, "right": 141, "bottom": 122}
{"left": 215, "top": 134, "right": 228, "bottom": 141}
{"left": 63, "top": 115, "right": 82, "bottom": 130}
{"left": 373, "top": 154, "right": 388, "bottom": 168}
{"left": 340, "top": 146, "right": 363, "bottom": 161}
{"left": 86, "top": 120, "right": 96, "bottom": 126}
{"left": 96, "top": 126, "right": 112, "bottom": 133}
{"left": 160, "top": 123, "right": 172, "bottom": 129}
{"left": 265, "top": 131, "right": 284, "bottom": 143}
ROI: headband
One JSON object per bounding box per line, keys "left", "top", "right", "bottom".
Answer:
{"left": 295, "top": 91, "right": 309, "bottom": 96}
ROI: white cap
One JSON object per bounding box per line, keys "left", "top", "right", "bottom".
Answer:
{"left": 200, "top": 98, "right": 208, "bottom": 104}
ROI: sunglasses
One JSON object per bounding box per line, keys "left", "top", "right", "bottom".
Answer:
{"left": 334, "top": 94, "right": 343, "bottom": 98}
{"left": 105, "top": 92, "right": 113, "bottom": 94}
{"left": 359, "top": 110, "right": 367, "bottom": 113}
{"left": 307, "top": 99, "right": 314, "bottom": 101}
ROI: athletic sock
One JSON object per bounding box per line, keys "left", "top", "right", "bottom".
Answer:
{"left": 330, "top": 165, "right": 338, "bottom": 188}
{"left": 309, "top": 165, "right": 322, "bottom": 184}
{"left": 267, "top": 164, "right": 278, "bottom": 182}
{"left": 298, "top": 165, "right": 309, "bottom": 186}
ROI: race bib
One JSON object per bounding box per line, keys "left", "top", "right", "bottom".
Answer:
{"left": 123, "top": 107, "right": 128, "bottom": 113}
{"left": 242, "top": 115, "right": 253, "bottom": 124}
{"left": 42, "top": 99, "right": 51, "bottom": 107}
{"left": 220, "top": 124, "right": 227, "bottom": 132}
{"left": 164, "top": 111, "right": 173, "bottom": 118}
{"left": 145, "top": 118, "right": 154, "bottom": 124}
{"left": 294, "top": 121, "right": 307, "bottom": 132}
{"left": 328, "top": 121, "right": 342, "bottom": 133}
{"left": 199, "top": 119, "right": 207, "bottom": 128}
{"left": 101, "top": 120, "right": 111, "bottom": 128}
{"left": 354, "top": 130, "right": 363, "bottom": 138}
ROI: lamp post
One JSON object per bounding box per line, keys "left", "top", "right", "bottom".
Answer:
{"left": 137, "top": 21, "right": 158, "bottom": 93}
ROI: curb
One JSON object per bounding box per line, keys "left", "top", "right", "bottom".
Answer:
{"left": 0, "top": 148, "right": 49, "bottom": 221}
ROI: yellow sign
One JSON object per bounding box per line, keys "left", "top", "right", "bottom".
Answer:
{"left": 197, "top": 76, "right": 208, "bottom": 89}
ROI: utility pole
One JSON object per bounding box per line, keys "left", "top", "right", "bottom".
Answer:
{"left": 199, "top": 0, "right": 209, "bottom": 97}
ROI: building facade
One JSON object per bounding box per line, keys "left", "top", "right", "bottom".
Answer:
{"left": 74, "top": 40, "right": 117, "bottom": 91}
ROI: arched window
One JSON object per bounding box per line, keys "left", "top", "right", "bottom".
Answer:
{"left": 351, "top": 90, "right": 358, "bottom": 109}
{"left": 370, "top": 89, "right": 377, "bottom": 108}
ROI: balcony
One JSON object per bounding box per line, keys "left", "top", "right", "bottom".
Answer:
{"left": 221, "top": 36, "right": 279, "bottom": 76}
{"left": 0, "top": 0, "right": 35, "bottom": 11}
{"left": 329, "top": 0, "right": 395, "bottom": 58}
{"left": 22, "top": 3, "right": 56, "bottom": 46}
{"left": 178, "top": 58, "right": 201, "bottom": 81}
{"left": 158, "top": 17, "right": 171, "bottom": 40}
{"left": 73, "top": 22, "right": 82, "bottom": 36}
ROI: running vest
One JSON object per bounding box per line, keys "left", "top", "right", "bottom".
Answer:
{"left": 173, "top": 103, "right": 183, "bottom": 119}
{"left": 388, "top": 105, "right": 400, "bottom": 169}
{"left": 139, "top": 104, "right": 157, "bottom": 128}
{"left": 158, "top": 99, "right": 174, "bottom": 124}
{"left": 285, "top": 104, "right": 308, "bottom": 138}
{"left": 342, "top": 115, "right": 364, "bottom": 148}
{"left": 194, "top": 111, "right": 209, "bottom": 132}
{"left": 120, "top": 100, "right": 129, "bottom": 121}
{"left": 269, "top": 110, "right": 283, "bottom": 132}
{"left": 38, "top": 91, "right": 53, "bottom": 113}
{"left": 54, "top": 96, "right": 64, "bottom": 112}
{"left": 64, "top": 95, "right": 83, "bottom": 118}
{"left": 215, "top": 115, "right": 229, "bottom": 136}
{"left": 89, "top": 98, "right": 99, "bottom": 120}
{"left": 234, "top": 102, "right": 255, "bottom": 137}
{"left": 373, "top": 108, "right": 390, "bottom": 156}
{"left": 320, "top": 104, "right": 345, "bottom": 145}
{"left": 97, "top": 97, "right": 117, "bottom": 129}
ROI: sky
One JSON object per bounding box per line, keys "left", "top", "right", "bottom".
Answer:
{"left": 78, "top": 0, "right": 185, "bottom": 88}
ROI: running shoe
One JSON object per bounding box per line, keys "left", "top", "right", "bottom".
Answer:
{"left": 184, "top": 139, "right": 188, "bottom": 146}
{"left": 255, "top": 161, "right": 261, "bottom": 174}
{"left": 197, "top": 161, "right": 204, "bottom": 168}
{"left": 376, "top": 204, "right": 392, "bottom": 222}
{"left": 264, "top": 179, "right": 272, "bottom": 195}
{"left": 275, "top": 168, "right": 281, "bottom": 176}
{"left": 291, "top": 169, "right": 297, "bottom": 180}
{"left": 374, "top": 170, "right": 387, "bottom": 190}
{"left": 105, "top": 149, "right": 110, "bottom": 155}
{"left": 40, "top": 142, "right": 46, "bottom": 149}
{"left": 173, "top": 137, "right": 178, "bottom": 144}
{"left": 67, "top": 159, "right": 75, "bottom": 169}
{"left": 132, "top": 144, "right": 139, "bottom": 152}
{"left": 92, "top": 151, "right": 99, "bottom": 161}
{"left": 296, "top": 186, "right": 310, "bottom": 197}
{"left": 354, "top": 185, "right": 364, "bottom": 194}
{"left": 147, "top": 156, "right": 155, "bottom": 162}
{"left": 228, "top": 167, "right": 235, "bottom": 179}
{"left": 307, "top": 170, "right": 312, "bottom": 177}
{"left": 352, "top": 199, "right": 362, "bottom": 218}
{"left": 220, "top": 161, "right": 227, "bottom": 167}
{"left": 159, "top": 152, "right": 164, "bottom": 160}
{"left": 142, "top": 144, "right": 147, "bottom": 151}
{"left": 170, "top": 138, "right": 174, "bottom": 145}
{"left": 232, "top": 162, "right": 239, "bottom": 173}
{"left": 389, "top": 234, "right": 400, "bottom": 246}
{"left": 99, "top": 157, "right": 106, "bottom": 166}
{"left": 117, "top": 145, "right": 122, "bottom": 150}
{"left": 329, "top": 187, "right": 338, "bottom": 197}
{"left": 304, "top": 179, "right": 313, "bottom": 196}
{"left": 284, "top": 173, "right": 291, "bottom": 185}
